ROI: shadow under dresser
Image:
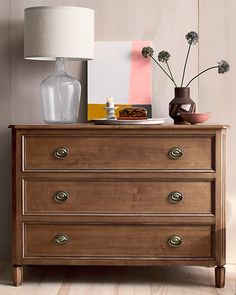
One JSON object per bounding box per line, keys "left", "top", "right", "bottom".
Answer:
{"left": 9, "top": 123, "right": 227, "bottom": 287}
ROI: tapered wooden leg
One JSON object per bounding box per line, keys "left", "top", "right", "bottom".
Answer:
{"left": 13, "top": 265, "right": 23, "bottom": 286}
{"left": 215, "top": 266, "right": 225, "bottom": 288}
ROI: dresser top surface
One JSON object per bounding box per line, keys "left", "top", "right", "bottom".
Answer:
{"left": 9, "top": 123, "right": 228, "bottom": 130}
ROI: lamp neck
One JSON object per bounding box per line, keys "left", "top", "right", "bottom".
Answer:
{"left": 55, "top": 57, "right": 66, "bottom": 75}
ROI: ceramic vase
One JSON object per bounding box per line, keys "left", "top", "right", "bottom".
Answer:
{"left": 169, "top": 87, "right": 196, "bottom": 125}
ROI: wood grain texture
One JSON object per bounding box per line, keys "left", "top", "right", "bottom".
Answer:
{"left": 13, "top": 265, "right": 23, "bottom": 286}
{"left": 24, "top": 224, "right": 212, "bottom": 258}
{"left": 2, "top": 0, "right": 234, "bottom": 268}
{"left": 23, "top": 134, "right": 214, "bottom": 171}
{"left": 215, "top": 266, "right": 226, "bottom": 288}
{"left": 21, "top": 215, "right": 215, "bottom": 225}
{"left": 9, "top": 123, "right": 228, "bottom": 130}
{"left": 23, "top": 178, "right": 213, "bottom": 215}
{"left": 11, "top": 124, "right": 226, "bottom": 288}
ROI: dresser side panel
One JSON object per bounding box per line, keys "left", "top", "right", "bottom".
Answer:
{"left": 214, "top": 129, "right": 226, "bottom": 266}
{"left": 12, "top": 129, "right": 23, "bottom": 265}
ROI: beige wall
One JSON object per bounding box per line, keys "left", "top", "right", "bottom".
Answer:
{"left": 0, "top": 0, "right": 11, "bottom": 259}
{"left": 199, "top": 0, "right": 236, "bottom": 264}
{"left": 0, "top": 0, "right": 235, "bottom": 262}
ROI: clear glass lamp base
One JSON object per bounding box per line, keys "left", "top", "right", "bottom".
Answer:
{"left": 40, "top": 57, "right": 81, "bottom": 124}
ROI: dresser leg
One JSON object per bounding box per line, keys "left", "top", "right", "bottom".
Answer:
{"left": 13, "top": 265, "right": 23, "bottom": 286}
{"left": 215, "top": 266, "right": 225, "bottom": 288}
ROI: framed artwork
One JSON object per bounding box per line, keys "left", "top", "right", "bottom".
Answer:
{"left": 88, "top": 41, "right": 152, "bottom": 120}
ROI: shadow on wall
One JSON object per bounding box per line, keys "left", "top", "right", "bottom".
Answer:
{"left": 10, "top": 20, "right": 88, "bottom": 124}
{"left": 0, "top": 128, "right": 11, "bottom": 260}
{"left": 0, "top": 17, "right": 11, "bottom": 259}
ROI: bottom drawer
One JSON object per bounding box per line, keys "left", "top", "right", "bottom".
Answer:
{"left": 24, "top": 224, "right": 212, "bottom": 258}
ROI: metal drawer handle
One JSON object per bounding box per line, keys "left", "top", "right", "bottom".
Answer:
{"left": 54, "top": 234, "right": 68, "bottom": 245}
{"left": 53, "top": 147, "right": 68, "bottom": 159}
{"left": 168, "top": 147, "right": 183, "bottom": 159}
{"left": 168, "top": 235, "right": 183, "bottom": 247}
{"left": 54, "top": 191, "right": 68, "bottom": 202}
{"left": 168, "top": 191, "right": 183, "bottom": 203}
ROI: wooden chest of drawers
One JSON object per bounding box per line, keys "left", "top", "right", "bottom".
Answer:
{"left": 10, "top": 124, "right": 227, "bottom": 287}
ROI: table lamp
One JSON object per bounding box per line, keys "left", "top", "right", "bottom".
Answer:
{"left": 24, "top": 6, "right": 94, "bottom": 123}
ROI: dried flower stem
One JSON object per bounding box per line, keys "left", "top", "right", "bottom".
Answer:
{"left": 186, "top": 66, "right": 218, "bottom": 87}
{"left": 181, "top": 44, "right": 191, "bottom": 87}
{"left": 151, "top": 56, "right": 176, "bottom": 86}
{"left": 166, "top": 61, "right": 177, "bottom": 87}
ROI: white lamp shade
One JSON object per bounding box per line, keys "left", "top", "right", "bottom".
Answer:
{"left": 24, "top": 6, "right": 94, "bottom": 60}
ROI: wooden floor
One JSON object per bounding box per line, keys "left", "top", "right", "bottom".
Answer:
{"left": 0, "top": 262, "right": 235, "bottom": 294}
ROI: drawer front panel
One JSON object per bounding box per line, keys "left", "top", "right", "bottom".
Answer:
{"left": 23, "top": 179, "right": 213, "bottom": 215}
{"left": 23, "top": 135, "right": 214, "bottom": 170}
{"left": 24, "top": 224, "right": 212, "bottom": 258}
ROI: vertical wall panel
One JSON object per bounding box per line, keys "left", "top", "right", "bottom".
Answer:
{"left": 0, "top": 0, "right": 11, "bottom": 260}
{"left": 199, "top": 0, "right": 236, "bottom": 263}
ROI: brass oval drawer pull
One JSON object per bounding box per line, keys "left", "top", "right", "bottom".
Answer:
{"left": 168, "top": 235, "right": 183, "bottom": 247}
{"left": 54, "top": 191, "right": 68, "bottom": 202}
{"left": 168, "top": 147, "right": 183, "bottom": 159}
{"left": 53, "top": 147, "right": 68, "bottom": 159}
{"left": 168, "top": 191, "right": 183, "bottom": 203}
{"left": 54, "top": 234, "right": 68, "bottom": 245}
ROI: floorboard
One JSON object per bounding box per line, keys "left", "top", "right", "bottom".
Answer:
{"left": 0, "top": 263, "right": 235, "bottom": 295}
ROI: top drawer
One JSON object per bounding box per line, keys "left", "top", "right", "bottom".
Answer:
{"left": 22, "top": 135, "right": 214, "bottom": 171}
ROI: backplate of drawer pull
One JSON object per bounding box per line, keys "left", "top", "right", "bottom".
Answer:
{"left": 54, "top": 234, "right": 69, "bottom": 245}
{"left": 168, "top": 191, "right": 183, "bottom": 203}
{"left": 23, "top": 179, "right": 213, "bottom": 215}
{"left": 53, "top": 147, "right": 68, "bottom": 159}
{"left": 23, "top": 135, "right": 214, "bottom": 171}
{"left": 167, "top": 235, "right": 183, "bottom": 247}
{"left": 168, "top": 147, "right": 183, "bottom": 159}
{"left": 53, "top": 191, "right": 68, "bottom": 202}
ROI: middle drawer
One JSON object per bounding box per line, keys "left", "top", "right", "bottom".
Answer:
{"left": 22, "top": 179, "right": 213, "bottom": 215}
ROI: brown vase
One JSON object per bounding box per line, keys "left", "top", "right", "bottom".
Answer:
{"left": 169, "top": 87, "right": 196, "bottom": 125}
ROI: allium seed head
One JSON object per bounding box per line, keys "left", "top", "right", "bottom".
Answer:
{"left": 142, "top": 46, "right": 154, "bottom": 58}
{"left": 158, "top": 51, "right": 171, "bottom": 62}
{"left": 185, "top": 31, "right": 199, "bottom": 45}
{"left": 217, "top": 60, "right": 230, "bottom": 74}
